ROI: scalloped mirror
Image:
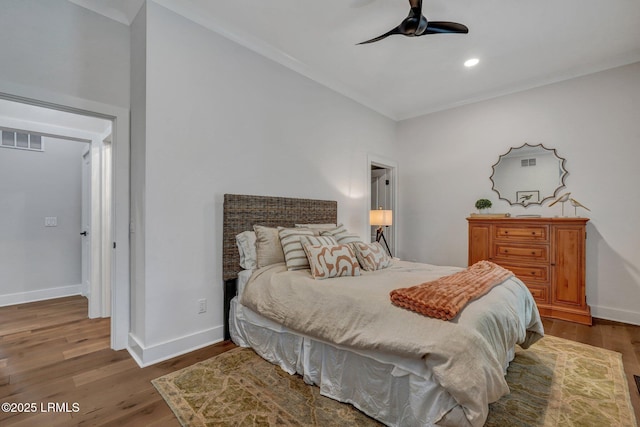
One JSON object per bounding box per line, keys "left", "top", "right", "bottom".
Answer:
{"left": 490, "top": 143, "right": 568, "bottom": 206}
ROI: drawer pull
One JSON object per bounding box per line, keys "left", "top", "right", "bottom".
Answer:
{"left": 531, "top": 272, "right": 537, "bottom": 276}
{"left": 531, "top": 251, "right": 536, "bottom": 255}
{"left": 531, "top": 232, "right": 536, "bottom": 235}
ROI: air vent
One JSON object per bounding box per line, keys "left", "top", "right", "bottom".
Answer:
{"left": 0, "top": 130, "right": 44, "bottom": 152}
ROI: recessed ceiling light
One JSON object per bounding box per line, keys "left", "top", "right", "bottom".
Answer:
{"left": 464, "top": 58, "right": 480, "bottom": 67}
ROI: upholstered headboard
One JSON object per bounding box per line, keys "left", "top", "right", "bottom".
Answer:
{"left": 222, "top": 193, "right": 338, "bottom": 281}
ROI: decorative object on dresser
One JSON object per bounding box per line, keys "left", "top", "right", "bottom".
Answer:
{"left": 569, "top": 197, "right": 590, "bottom": 216}
{"left": 369, "top": 207, "right": 393, "bottom": 257}
{"left": 474, "top": 198, "right": 492, "bottom": 213}
{"left": 548, "top": 191, "right": 571, "bottom": 216}
{"left": 468, "top": 216, "right": 591, "bottom": 325}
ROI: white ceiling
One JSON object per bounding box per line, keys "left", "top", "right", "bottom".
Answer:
{"left": 70, "top": 0, "right": 640, "bottom": 121}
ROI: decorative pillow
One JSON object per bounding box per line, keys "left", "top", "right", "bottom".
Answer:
{"left": 235, "top": 230, "right": 257, "bottom": 270}
{"left": 295, "top": 223, "right": 338, "bottom": 235}
{"left": 278, "top": 227, "right": 315, "bottom": 270}
{"left": 295, "top": 223, "right": 337, "bottom": 229}
{"left": 253, "top": 225, "right": 285, "bottom": 268}
{"left": 299, "top": 235, "right": 338, "bottom": 248}
{"left": 302, "top": 243, "right": 361, "bottom": 280}
{"left": 352, "top": 241, "right": 392, "bottom": 271}
{"left": 320, "top": 224, "right": 362, "bottom": 244}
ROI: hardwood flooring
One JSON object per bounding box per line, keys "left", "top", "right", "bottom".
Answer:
{"left": 1, "top": 296, "right": 639, "bottom": 426}
{"left": 0, "top": 296, "right": 234, "bottom": 426}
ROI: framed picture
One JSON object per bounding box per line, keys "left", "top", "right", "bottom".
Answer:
{"left": 516, "top": 190, "right": 540, "bottom": 204}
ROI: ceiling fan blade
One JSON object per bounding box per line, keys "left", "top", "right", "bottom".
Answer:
{"left": 357, "top": 26, "right": 402, "bottom": 45}
{"left": 423, "top": 21, "right": 469, "bottom": 34}
{"left": 408, "top": 0, "right": 422, "bottom": 13}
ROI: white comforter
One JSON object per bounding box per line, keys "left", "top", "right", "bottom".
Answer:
{"left": 240, "top": 260, "right": 544, "bottom": 426}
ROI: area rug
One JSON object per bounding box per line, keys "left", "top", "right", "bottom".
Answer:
{"left": 152, "top": 335, "right": 637, "bottom": 426}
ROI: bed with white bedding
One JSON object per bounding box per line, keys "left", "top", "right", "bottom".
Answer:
{"left": 222, "top": 194, "right": 544, "bottom": 427}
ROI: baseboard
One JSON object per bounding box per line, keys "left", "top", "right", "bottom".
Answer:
{"left": 127, "top": 326, "right": 225, "bottom": 368}
{"left": 0, "top": 284, "right": 82, "bottom": 307}
{"left": 592, "top": 304, "right": 640, "bottom": 326}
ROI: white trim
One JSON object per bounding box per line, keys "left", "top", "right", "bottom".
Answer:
{"left": 0, "top": 285, "right": 82, "bottom": 307}
{"left": 592, "top": 305, "right": 640, "bottom": 327}
{"left": 127, "top": 328, "right": 224, "bottom": 367}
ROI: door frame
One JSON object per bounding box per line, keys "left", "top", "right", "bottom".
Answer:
{"left": 0, "top": 85, "right": 130, "bottom": 351}
{"left": 367, "top": 154, "right": 398, "bottom": 256}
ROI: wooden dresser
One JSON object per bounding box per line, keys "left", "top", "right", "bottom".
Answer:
{"left": 467, "top": 217, "right": 591, "bottom": 325}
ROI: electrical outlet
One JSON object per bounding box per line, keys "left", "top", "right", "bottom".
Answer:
{"left": 45, "top": 217, "right": 57, "bottom": 227}
{"left": 198, "top": 298, "right": 207, "bottom": 314}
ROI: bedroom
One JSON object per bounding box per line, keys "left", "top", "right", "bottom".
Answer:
{"left": 0, "top": 0, "right": 639, "bottom": 425}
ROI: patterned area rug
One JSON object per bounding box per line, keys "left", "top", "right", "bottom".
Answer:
{"left": 152, "top": 335, "right": 637, "bottom": 426}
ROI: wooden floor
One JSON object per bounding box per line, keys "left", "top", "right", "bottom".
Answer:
{"left": 0, "top": 296, "right": 639, "bottom": 426}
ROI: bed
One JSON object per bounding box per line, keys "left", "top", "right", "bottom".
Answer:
{"left": 222, "top": 194, "right": 544, "bottom": 427}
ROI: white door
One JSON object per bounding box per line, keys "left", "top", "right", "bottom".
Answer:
{"left": 81, "top": 149, "right": 91, "bottom": 299}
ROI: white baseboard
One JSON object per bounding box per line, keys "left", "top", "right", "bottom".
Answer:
{"left": 592, "top": 304, "right": 640, "bottom": 326}
{"left": 127, "top": 326, "right": 224, "bottom": 368}
{"left": 0, "top": 284, "right": 83, "bottom": 307}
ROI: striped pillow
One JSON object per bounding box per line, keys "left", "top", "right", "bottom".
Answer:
{"left": 278, "top": 227, "right": 315, "bottom": 270}
{"left": 300, "top": 235, "right": 338, "bottom": 248}
{"left": 302, "top": 243, "right": 360, "bottom": 280}
{"left": 320, "top": 225, "right": 362, "bottom": 244}
{"left": 352, "top": 241, "right": 391, "bottom": 271}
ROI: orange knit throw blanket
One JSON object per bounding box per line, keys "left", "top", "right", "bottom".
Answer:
{"left": 390, "top": 261, "right": 513, "bottom": 320}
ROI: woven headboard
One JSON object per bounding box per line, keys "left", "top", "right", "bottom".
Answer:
{"left": 222, "top": 194, "right": 338, "bottom": 281}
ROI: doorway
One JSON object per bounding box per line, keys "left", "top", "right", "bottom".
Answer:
{"left": 368, "top": 155, "right": 397, "bottom": 257}
{"left": 0, "top": 99, "right": 113, "bottom": 320}
{"left": 0, "top": 88, "right": 129, "bottom": 351}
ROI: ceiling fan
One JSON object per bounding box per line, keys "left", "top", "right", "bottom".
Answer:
{"left": 358, "top": 0, "right": 468, "bottom": 45}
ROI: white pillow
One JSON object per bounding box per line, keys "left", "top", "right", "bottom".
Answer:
{"left": 253, "top": 225, "right": 285, "bottom": 268}
{"left": 235, "top": 231, "right": 257, "bottom": 270}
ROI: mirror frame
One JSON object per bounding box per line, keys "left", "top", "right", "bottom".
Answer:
{"left": 490, "top": 143, "right": 568, "bottom": 206}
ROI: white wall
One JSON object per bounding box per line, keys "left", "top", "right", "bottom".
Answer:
{"left": 130, "top": 1, "right": 148, "bottom": 346}
{"left": 0, "top": 137, "right": 86, "bottom": 304}
{"left": 128, "top": 2, "right": 397, "bottom": 365}
{"left": 397, "top": 62, "right": 640, "bottom": 324}
{"left": 0, "top": 0, "right": 130, "bottom": 109}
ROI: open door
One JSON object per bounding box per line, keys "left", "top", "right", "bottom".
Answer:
{"left": 368, "top": 155, "right": 397, "bottom": 257}
{"left": 81, "top": 148, "right": 91, "bottom": 303}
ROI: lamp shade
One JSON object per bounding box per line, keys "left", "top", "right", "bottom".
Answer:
{"left": 370, "top": 209, "right": 392, "bottom": 226}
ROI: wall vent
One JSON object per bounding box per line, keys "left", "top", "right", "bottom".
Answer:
{"left": 0, "top": 130, "right": 44, "bottom": 152}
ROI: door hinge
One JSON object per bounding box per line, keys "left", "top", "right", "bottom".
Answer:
{"left": 113, "top": 242, "right": 116, "bottom": 249}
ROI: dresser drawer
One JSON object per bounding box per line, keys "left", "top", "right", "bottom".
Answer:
{"left": 492, "top": 243, "right": 549, "bottom": 263}
{"left": 526, "top": 284, "right": 550, "bottom": 304}
{"left": 494, "top": 225, "right": 548, "bottom": 242}
{"left": 501, "top": 263, "right": 549, "bottom": 283}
